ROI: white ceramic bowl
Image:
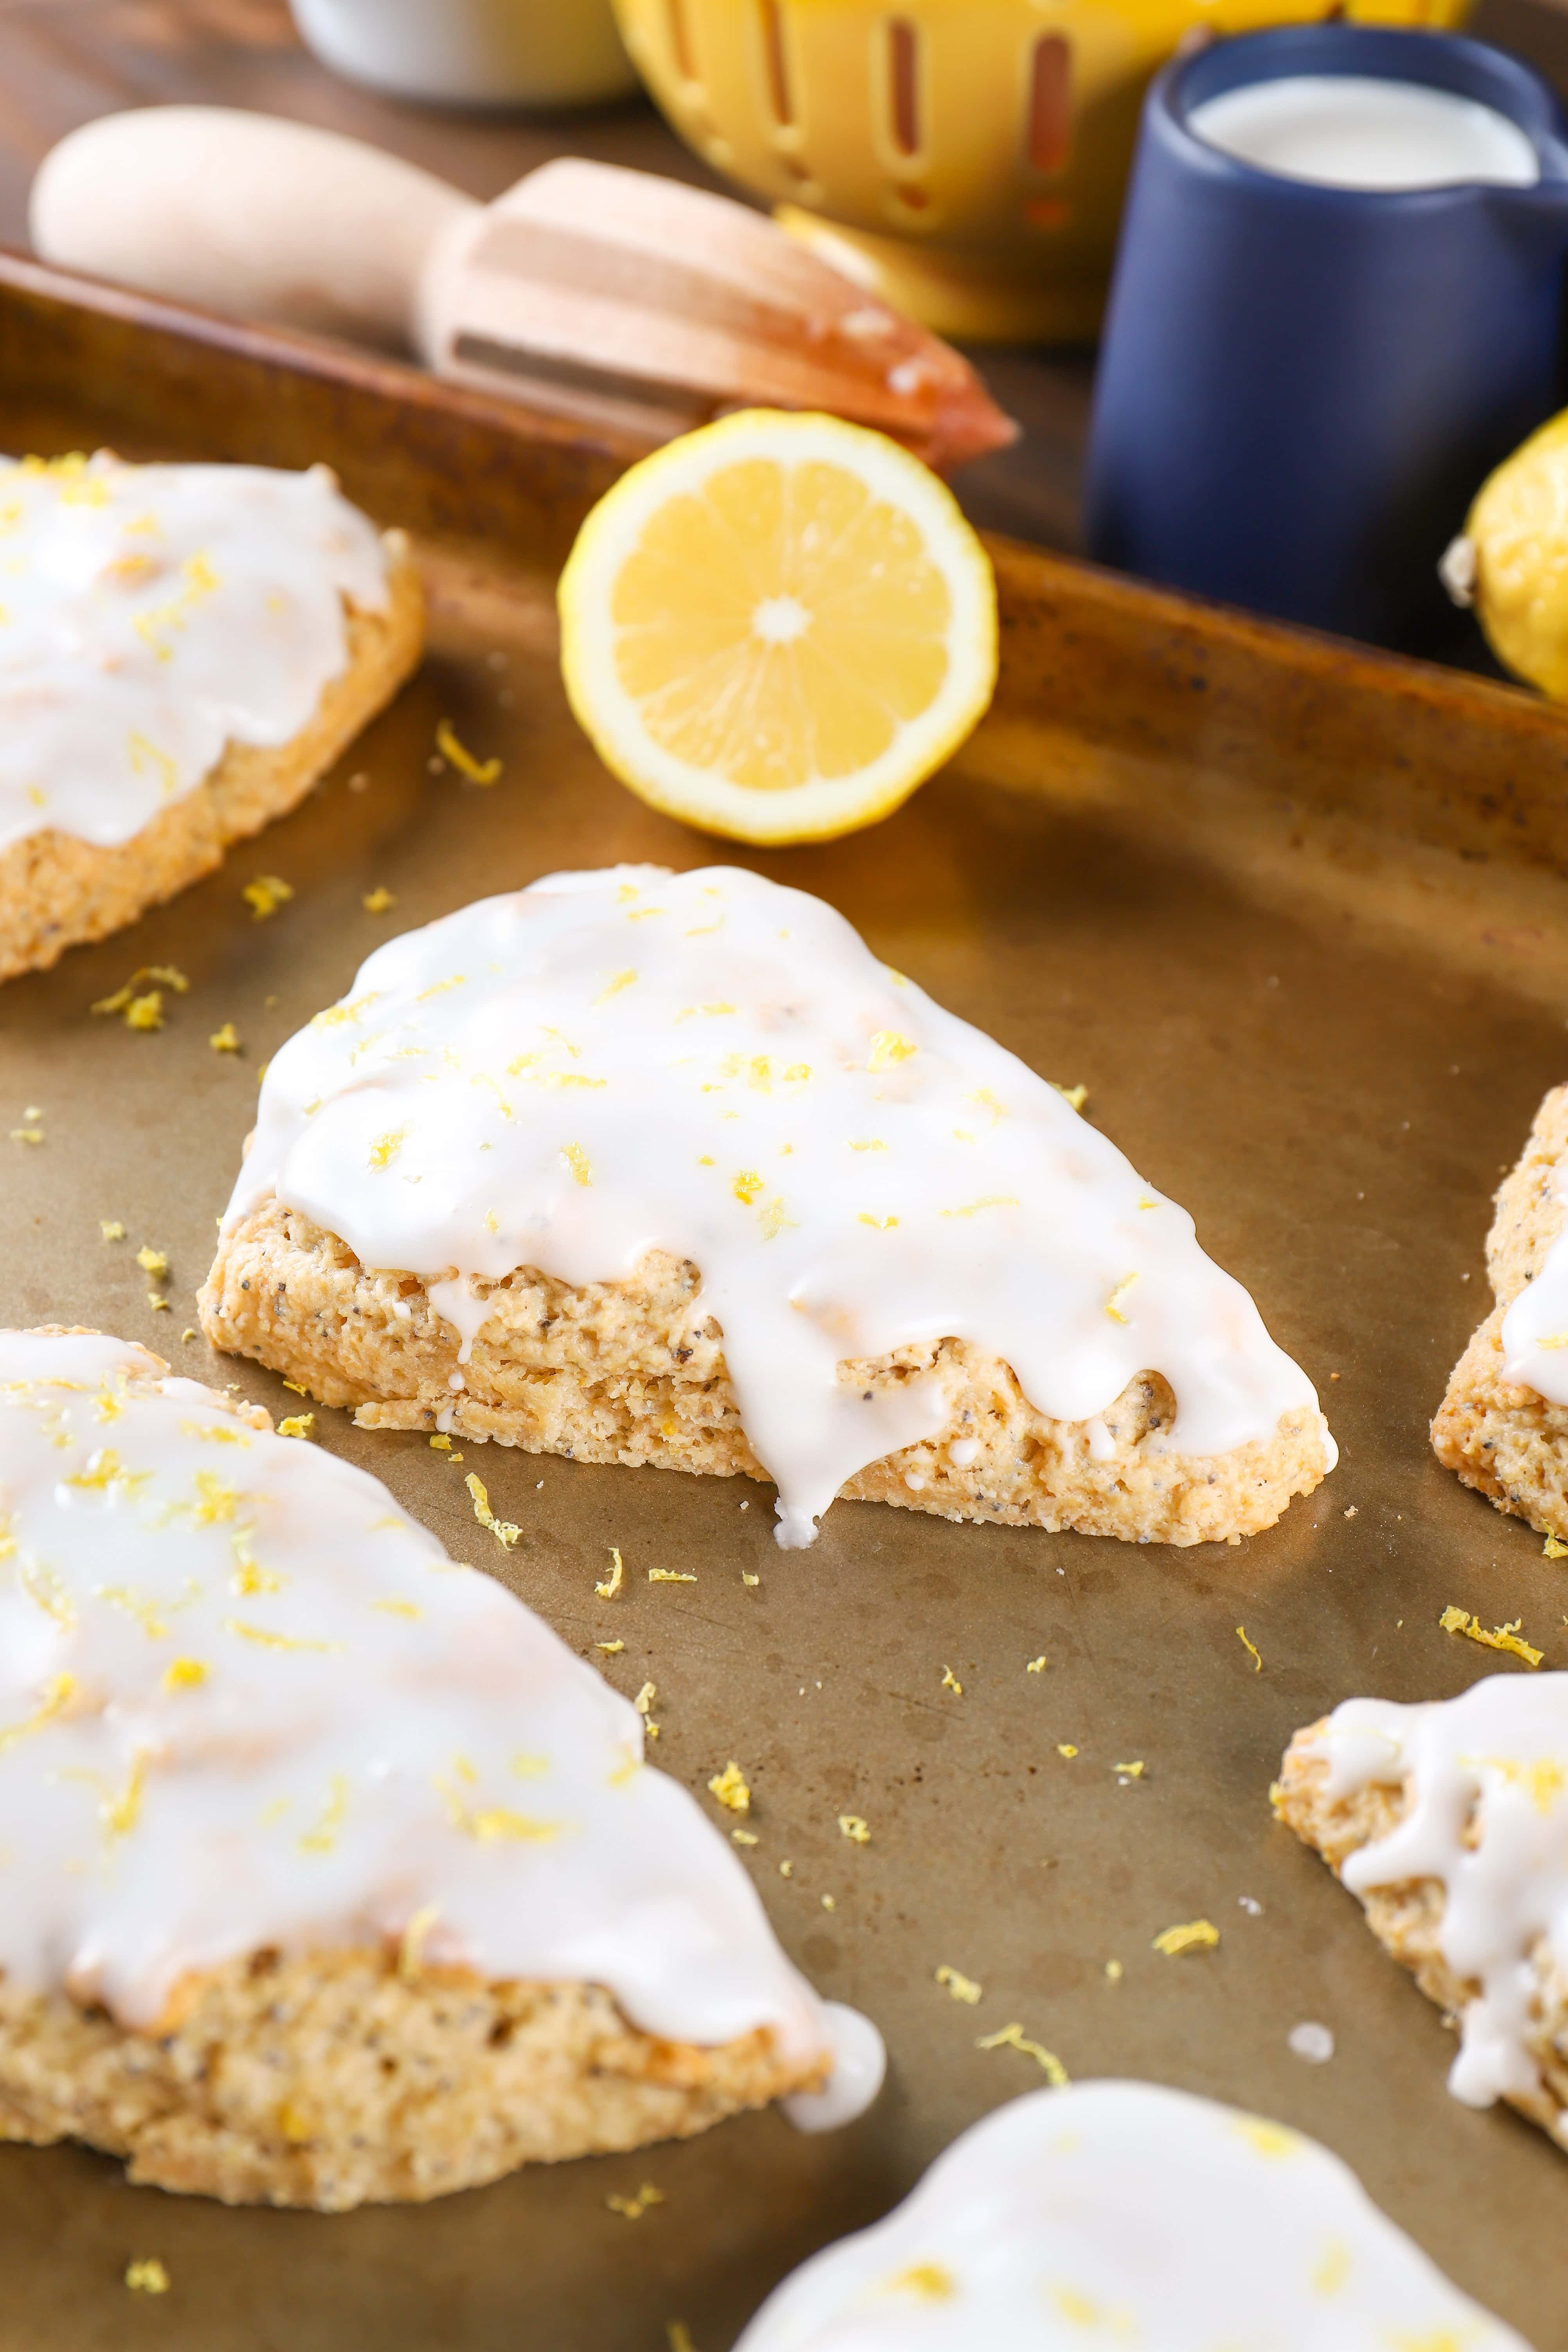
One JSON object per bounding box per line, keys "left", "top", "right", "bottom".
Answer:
{"left": 290, "top": 0, "right": 638, "bottom": 109}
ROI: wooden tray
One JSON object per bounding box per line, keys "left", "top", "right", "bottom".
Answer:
{"left": 2, "top": 251, "right": 1566, "bottom": 2352}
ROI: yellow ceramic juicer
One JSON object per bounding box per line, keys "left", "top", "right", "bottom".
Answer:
{"left": 612, "top": 0, "right": 1469, "bottom": 342}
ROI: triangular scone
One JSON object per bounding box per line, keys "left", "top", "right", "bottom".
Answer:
{"left": 1277, "top": 1676, "right": 1568, "bottom": 2151}
{"left": 0, "top": 1329, "right": 872, "bottom": 2209}
{"left": 0, "top": 452, "right": 423, "bottom": 981}
{"left": 201, "top": 865, "right": 1333, "bottom": 1551}
{"left": 733, "top": 2081, "right": 1529, "bottom": 2350}
{"left": 1433, "top": 1083, "right": 1568, "bottom": 1537}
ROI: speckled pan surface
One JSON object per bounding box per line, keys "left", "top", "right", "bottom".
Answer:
{"left": 1, "top": 255, "right": 1567, "bottom": 2350}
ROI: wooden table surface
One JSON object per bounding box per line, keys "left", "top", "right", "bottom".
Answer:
{"left": 0, "top": 0, "right": 1564, "bottom": 563}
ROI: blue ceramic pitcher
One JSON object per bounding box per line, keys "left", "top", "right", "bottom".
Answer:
{"left": 1084, "top": 26, "right": 1568, "bottom": 648}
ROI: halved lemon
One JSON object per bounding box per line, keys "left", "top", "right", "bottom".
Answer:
{"left": 558, "top": 409, "right": 998, "bottom": 844}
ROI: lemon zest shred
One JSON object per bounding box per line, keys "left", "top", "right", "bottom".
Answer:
{"left": 0, "top": 1671, "right": 75, "bottom": 1753}
{"left": 1439, "top": 1605, "right": 1542, "bottom": 1668}
{"left": 1153, "top": 1918, "right": 1220, "bottom": 1957}
{"left": 596, "top": 1545, "right": 624, "bottom": 1600}
{"left": 1105, "top": 1272, "right": 1138, "bottom": 1323}
{"left": 868, "top": 1030, "right": 916, "bottom": 1072}
{"left": 976, "top": 2021, "right": 1069, "bottom": 2085}
{"left": 242, "top": 874, "right": 293, "bottom": 921}
{"left": 464, "top": 1473, "right": 520, "bottom": 1548}
{"left": 886, "top": 2264, "right": 955, "bottom": 2301}
{"left": 436, "top": 719, "right": 502, "bottom": 784}
{"left": 838, "top": 1813, "right": 871, "bottom": 1843}
{"left": 935, "top": 1964, "right": 981, "bottom": 2004}
{"left": 1237, "top": 1625, "right": 1263, "bottom": 1672}
{"left": 708, "top": 1761, "right": 751, "bottom": 1814}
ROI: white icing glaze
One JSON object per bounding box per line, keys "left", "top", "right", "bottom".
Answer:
{"left": 781, "top": 2002, "right": 887, "bottom": 2133}
{"left": 1307, "top": 1674, "right": 1568, "bottom": 2130}
{"left": 1500, "top": 1187, "right": 1568, "bottom": 1403}
{"left": 734, "top": 2080, "right": 1531, "bottom": 2350}
{"left": 0, "top": 1329, "right": 872, "bottom": 2112}
{"left": 226, "top": 865, "right": 1331, "bottom": 1548}
{"left": 0, "top": 452, "right": 390, "bottom": 853}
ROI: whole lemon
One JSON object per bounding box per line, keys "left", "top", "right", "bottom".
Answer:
{"left": 1446, "top": 411, "right": 1568, "bottom": 698}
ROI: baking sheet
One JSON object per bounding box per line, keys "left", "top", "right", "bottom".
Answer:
{"left": 1, "top": 255, "right": 1567, "bottom": 2351}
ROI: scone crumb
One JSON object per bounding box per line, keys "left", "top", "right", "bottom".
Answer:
{"left": 935, "top": 1964, "right": 982, "bottom": 2004}
{"left": 1105, "top": 1959, "right": 1123, "bottom": 1983}
{"left": 975, "top": 2021, "right": 1069, "bottom": 2085}
{"left": 1152, "top": 1919, "right": 1219, "bottom": 1957}
{"left": 148, "top": 1294, "right": 170, "bottom": 1312}
{"left": 1053, "top": 1082, "right": 1088, "bottom": 1112}
{"left": 732, "top": 1827, "right": 758, "bottom": 1846}
{"left": 125, "top": 2259, "right": 170, "bottom": 2296}
{"left": 941, "top": 1665, "right": 963, "bottom": 1695}
{"left": 707, "top": 1761, "right": 751, "bottom": 1814}
{"left": 278, "top": 1414, "right": 315, "bottom": 1440}
{"left": 838, "top": 1813, "right": 871, "bottom": 1843}
{"left": 136, "top": 1246, "right": 168, "bottom": 1277}
{"left": 1026, "top": 1654, "right": 1048, "bottom": 1673}
{"left": 779, "top": 1859, "right": 793, "bottom": 1877}
{"left": 1236, "top": 1625, "right": 1263, "bottom": 1672}
{"left": 821, "top": 1894, "right": 836, "bottom": 1910}
{"left": 1438, "top": 1605, "right": 1542, "bottom": 1668}
{"left": 1057, "top": 1744, "right": 1078, "bottom": 1759}
{"left": 209, "top": 1022, "right": 241, "bottom": 1053}
{"left": 429, "top": 1433, "right": 453, "bottom": 1450}
{"left": 596, "top": 1545, "right": 624, "bottom": 1600}
{"left": 1546, "top": 1534, "right": 1568, "bottom": 1560}
{"left": 363, "top": 887, "right": 398, "bottom": 913}
{"left": 9, "top": 1125, "right": 41, "bottom": 1145}
{"left": 100, "top": 1219, "right": 126, "bottom": 1240}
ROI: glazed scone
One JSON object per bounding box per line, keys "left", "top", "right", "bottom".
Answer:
{"left": 1277, "top": 1675, "right": 1568, "bottom": 2151}
{"left": 0, "top": 452, "right": 423, "bottom": 980}
{"left": 200, "top": 863, "right": 1334, "bottom": 1549}
{"left": 1432, "top": 1083, "right": 1568, "bottom": 1538}
{"left": 0, "top": 1328, "right": 877, "bottom": 2209}
{"left": 733, "top": 2080, "right": 1529, "bottom": 2349}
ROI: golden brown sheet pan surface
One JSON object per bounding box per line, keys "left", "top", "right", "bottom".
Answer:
{"left": 0, "top": 255, "right": 1566, "bottom": 2350}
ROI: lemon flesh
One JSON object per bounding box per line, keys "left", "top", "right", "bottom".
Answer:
{"left": 1465, "top": 409, "right": 1568, "bottom": 699}
{"left": 558, "top": 410, "right": 997, "bottom": 843}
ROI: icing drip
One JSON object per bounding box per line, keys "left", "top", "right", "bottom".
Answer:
{"left": 0, "top": 452, "right": 389, "bottom": 854}
{"left": 733, "top": 2080, "right": 1530, "bottom": 2349}
{"left": 0, "top": 1329, "right": 868, "bottom": 2107}
{"left": 226, "top": 864, "right": 1331, "bottom": 1548}
{"left": 1310, "top": 1673, "right": 1568, "bottom": 2128}
{"left": 1500, "top": 1184, "right": 1568, "bottom": 1402}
